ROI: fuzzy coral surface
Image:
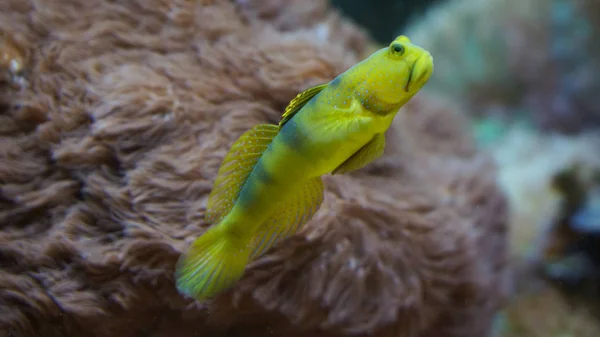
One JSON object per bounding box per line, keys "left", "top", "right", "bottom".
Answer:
{"left": 0, "top": 1, "right": 508, "bottom": 337}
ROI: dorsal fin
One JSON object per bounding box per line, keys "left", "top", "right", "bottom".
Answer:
{"left": 279, "top": 83, "right": 328, "bottom": 128}
{"left": 205, "top": 124, "right": 279, "bottom": 224}
{"left": 249, "top": 177, "right": 324, "bottom": 259}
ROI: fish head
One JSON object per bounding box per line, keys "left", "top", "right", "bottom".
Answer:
{"left": 355, "top": 35, "right": 434, "bottom": 112}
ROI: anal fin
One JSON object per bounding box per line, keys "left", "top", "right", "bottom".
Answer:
{"left": 249, "top": 177, "right": 325, "bottom": 259}
{"left": 206, "top": 124, "right": 279, "bottom": 224}
{"left": 332, "top": 133, "right": 386, "bottom": 175}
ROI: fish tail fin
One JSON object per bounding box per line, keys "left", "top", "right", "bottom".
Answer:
{"left": 175, "top": 223, "right": 252, "bottom": 301}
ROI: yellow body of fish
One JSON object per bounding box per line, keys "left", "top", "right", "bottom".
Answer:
{"left": 175, "top": 35, "right": 434, "bottom": 301}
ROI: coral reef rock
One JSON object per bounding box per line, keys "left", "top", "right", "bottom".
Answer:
{"left": 487, "top": 128, "right": 600, "bottom": 260}
{"left": 0, "top": 1, "right": 508, "bottom": 337}
{"left": 482, "top": 127, "right": 600, "bottom": 337}
{"left": 500, "top": 286, "right": 600, "bottom": 337}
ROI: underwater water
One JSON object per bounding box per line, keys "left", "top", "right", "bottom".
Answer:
{"left": 1, "top": 0, "right": 599, "bottom": 337}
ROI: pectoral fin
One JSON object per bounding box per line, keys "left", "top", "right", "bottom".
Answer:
{"left": 332, "top": 133, "right": 386, "bottom": 175}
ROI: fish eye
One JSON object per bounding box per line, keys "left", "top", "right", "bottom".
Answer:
{"left": 390, "top": 43, "right": 405, "bottom": 56}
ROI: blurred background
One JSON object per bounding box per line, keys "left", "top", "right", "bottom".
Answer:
{"left": 331, "top": 0, "right": 600, "bottom": 336}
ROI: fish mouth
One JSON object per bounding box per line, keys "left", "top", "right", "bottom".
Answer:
{"left": 405, "top": 53, "right": 433, "bottom": 92}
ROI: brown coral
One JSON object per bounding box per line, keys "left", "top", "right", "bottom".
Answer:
{"left": 0, "top": 1, "right": 508, "bottom": 337}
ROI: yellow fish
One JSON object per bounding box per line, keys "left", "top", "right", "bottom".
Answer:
{"left": 176, "top": 35, "right": 434, "bottom": 300}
